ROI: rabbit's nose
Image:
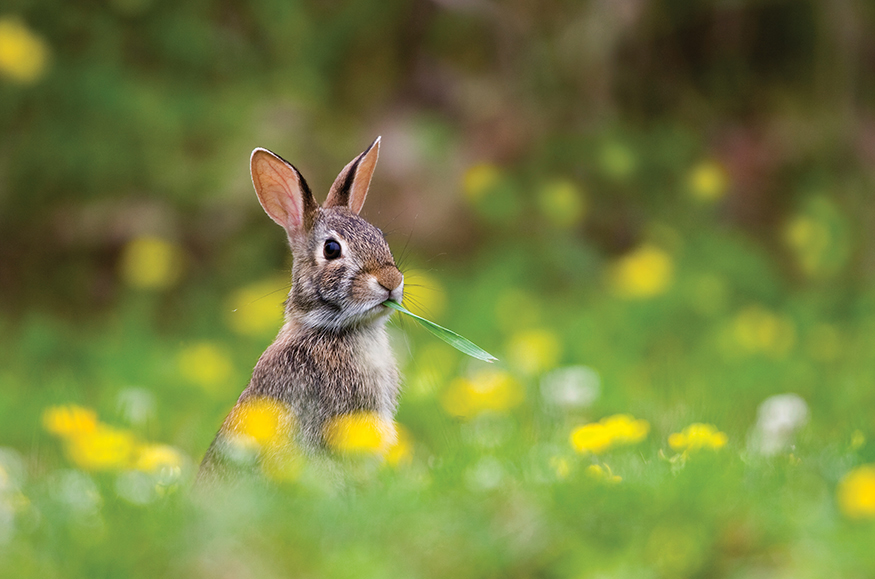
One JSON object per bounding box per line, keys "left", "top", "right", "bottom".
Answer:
{"left": 375, "top": 267, "right": 403, "bottom": 294}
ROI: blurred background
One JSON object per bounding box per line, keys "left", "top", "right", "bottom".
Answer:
{"left": 2, "top": 1, "right": 875, "bottom": 576}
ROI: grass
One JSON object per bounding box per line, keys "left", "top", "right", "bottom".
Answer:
{"left": 2, "top": 217, "right": 875, "bottom": 578}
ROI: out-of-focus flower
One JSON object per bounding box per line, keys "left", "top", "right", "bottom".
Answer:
{"left": 540, "top": 365, "right": 601, "bottom": 410}
{"left": 609, "top": 245, "right": 674, "bottom": 299}
{"left": 570, "top": 414, "right": 650, "bottom": 455}
{"left": 550, "top": 456, "right": 570, "bottom": 480}
{"left": 537, "top": 179, "right": 587, "bottom": 228}
{"left": 783, "top": 197, "right": 850, "bottom": 278}
{"left": 134, "top": 444, "right": 184, "bottom": 475}
{"left": 687, "top": 160, "right": 728, "bottom": 202}
{"left": 669, "top": 423, "right": 727, "bottom": 453}
{"left": 42, "top": 405, "right": 98, "bottom": 438}
{"left": 65, "top": 425, "right": 137, "bottom": 471}
{"left": 119, "top": 236, "right": 185, "bottom": 290}
{"left": 401, "top": 273, "right": 447, "bottom": 320}
{"left": 837, "top": 465, "right": 875, "bottom": 519}
{"left": 586, "top": 463, "right": 622, "bottom": 484}
{"left": 441, "top": 369, "right": 524, "bottom": 419}
{"left": 226, "top": 278, "right": 287, "bottom": 337}
{"left": 324, "top": 412, "right": 396, "bottom": 455}
{"left": 730, "top": 305, "right": 796, "bottom": 358}
{"left": 748, "top": 394, "right": 809, "bottom": 457}
{"left": 506, "top": 328, "right": 561, "bottom": 375}
{"left": 599, "top": 142, "right": 636, "bottom": 180}
{"left": 227, "top": 397, "right": 290, "bottom": 451}
{"left": 462, "top": 163, "right": 502, "bottom": 201}
{"left": 177, "top": 342, "right": 234, "bottom": 393}
{"left": 0, "top": 18, "right": 49, "bottom": 84}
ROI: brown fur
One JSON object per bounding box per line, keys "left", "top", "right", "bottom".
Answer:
{"left": 198, "top": 138, "right": 403, "bottom": 483}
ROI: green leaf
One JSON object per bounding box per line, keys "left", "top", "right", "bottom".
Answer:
{"left": 384, "top": 300, "right": 498, "bottom": 363}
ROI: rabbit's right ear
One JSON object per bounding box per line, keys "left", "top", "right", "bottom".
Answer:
{"left": 251, "top": 148, "right": 318, "bottom": 235}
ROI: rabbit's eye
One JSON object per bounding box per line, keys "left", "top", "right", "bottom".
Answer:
{"left": 323, "top": 239, "right": 342, "bottom": 260}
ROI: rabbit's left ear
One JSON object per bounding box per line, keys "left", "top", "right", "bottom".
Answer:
{"left": 324, "top": 136, "right": 380, "bottom": 215}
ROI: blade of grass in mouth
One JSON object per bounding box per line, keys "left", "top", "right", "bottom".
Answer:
{"left": 383, "top": 300, "right": 498, "bottom": 363}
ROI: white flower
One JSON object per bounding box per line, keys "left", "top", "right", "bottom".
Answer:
{"left": 748, "top": 393, "right": 809, "bottom": 456}
{"left": 540, "top": 366, "right": 601, "bottom": 410}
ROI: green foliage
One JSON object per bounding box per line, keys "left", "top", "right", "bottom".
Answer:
{"left": 3, "top": 0, "right": 875, "bottom": 576}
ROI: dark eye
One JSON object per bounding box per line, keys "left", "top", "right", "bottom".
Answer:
{"left": 323, "top": 239, "right": 342, "bottom": 260}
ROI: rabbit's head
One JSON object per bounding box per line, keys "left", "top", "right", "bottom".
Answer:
{"left": 250, "top": 138, "right": 403, "bottom": 331}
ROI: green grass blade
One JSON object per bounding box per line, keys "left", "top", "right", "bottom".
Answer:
{"left": 384, "top": 300, "right": 498, "bottom": 363}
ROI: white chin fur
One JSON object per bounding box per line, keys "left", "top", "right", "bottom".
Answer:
{"left": 299, "top": 299, "right": 390, "bottom": 332}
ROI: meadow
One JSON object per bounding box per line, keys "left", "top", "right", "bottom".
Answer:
{"left": 2, "top": 1, "right": 875, "bottom": 577}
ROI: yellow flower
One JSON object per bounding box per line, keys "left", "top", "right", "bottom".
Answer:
{"left": 324, "top": 412, "right": 396, "bottom": 455}
{"left": 837, "top": 465, "right": 875, "bottom": 519}
{"left": 227, "top": 397, "right": 290, "bottom": 450}
{"left": 462, "top": 163, "right": 502, "bottom": 201}
{"left": 66, "top": 425, "right": 137, "bottom": 471}
{"left": 506, "top": 329, "right": 561, "bottom": 375}
{"left": 0, "top": 18, "right": 49, "bottom": 84}
{"left": 570, "top": 414, "right": 650, "bottom": 454}
{"left": 668, "top": 423, "right": 727, "bottom": 453}
{"left": 119, "top": 236, "right": 184, "bottom": 290}
{"left": 226, "top": 277, "right": 287, "bottom": 336}
{"left": 401, "top": 273, "right": 447, "bottom": 320}
{"left": 177, "top": 342, "right": 234, "bottom": 393}
{"left": 134, "top": 444, "right": 185, "bottom": 474}
{"left": 609, "top": 244, "right": 674, "bottom": 299}
{"left": 537, "top": 179, "right": 587, "bottom": 228}
{"left": 42, "top": 405, "right": 98, "bottom": 437}
{"left": 687, "top": 160, "right": 728, "bottom": 202}
{"left": 586, "top": 463, "right": 622, "bottom": 484}
{"left": 731, "top": 306, "right": 796, "bottom": 358}
{"left": 571, "top": 423, "right": 614, "bottom": 454}
{"left": 441, "top": 370, "right": 524, "bottom": 419}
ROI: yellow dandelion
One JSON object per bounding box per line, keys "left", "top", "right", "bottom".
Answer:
{"left": 226, "top": 277, "right": 287, "bottom": 337}
{"left": 134, "top": 444, "right": 185, "bottom": 474}
{"left": 65, "top": 425, "right": 137, "bottom": 471}
{"left": 687, "top": 160, "right": 728, "bottom": 202}
{"left": 571, "top": 414, "right": 650, "bottom": 454}
{"left": 601, "top": 414, "right": 650, "bottom": 444}
{"left": 0, "top": 17, "right": 49, "bottom": 84}
{"left": 441, "top": 369, "right": 524, "bottom": 419}
{"left": 537, "top": 179, "right": 587, "bottom": 228}
{"left": 42, "top": 405, "right": 98, "bottom": 438}
{"left": 324, "top": 412, "right": 396, "bottom": 454}
{"left": 837, "top": 465, "right": 875, "bottom": 519}
{"left": 586, "top": 463, "right": 622, "bottom": 484}
{"left": 402, "top": 273, "right": 447, "bottom": 320}
{"left": 506, "top": 328, "right": 561, "bottom": 375}
{"left": 119, "top": 236, "right": 185, "bottom": 290}
{"left": 462, "top": 163, "right": 502, "bottom": 201}
{"left": 668, "top": 423, "right": 727, "bottom": 453}
{"left": 609, "top": 244, "right": 674, "bottom": 299}
{"left": 227, "top": 397, "right": 290, "bottom": 449}
{"left": 731, "top": 306, "right": 796, "bottom": 358}
{"left": 571, "top": 423, "right": 614, "bottom": 455}
{"left": 177, "top": 342, "right": 234, "bottom": 393}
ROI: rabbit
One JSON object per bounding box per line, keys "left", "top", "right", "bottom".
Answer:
{"left": 197, "top": 137, "right": 404, "bottom": 482}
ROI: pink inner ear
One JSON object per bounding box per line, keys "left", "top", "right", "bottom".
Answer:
{"left": 251, "top": 149, "right": 305, "bottom": 232}
{"left": 349, "top": 140, "right": 379, "bottom": 215}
